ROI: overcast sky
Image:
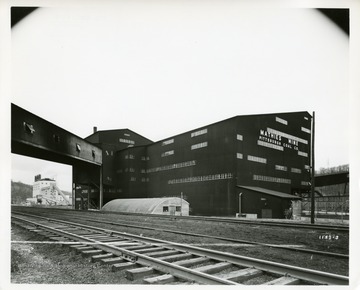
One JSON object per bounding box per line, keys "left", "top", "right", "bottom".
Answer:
{"left": 10, "top": 2, "right": 351, "bottom": 191}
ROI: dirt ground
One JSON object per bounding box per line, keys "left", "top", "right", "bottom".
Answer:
{"left": 11, "top": 225, "right": 135, "bottom": 284}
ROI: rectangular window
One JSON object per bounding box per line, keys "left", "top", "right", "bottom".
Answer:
{"left": 237, "top": 134, "right": 243, "bottom": 141}
{"left": 301, "top": 181, "right": 310, "bottom": 186}
{"left": 237, "top": 153, "right": 243, "bottom": 159}
{"left": 247, "top": 155, "right": 267, "bottom": 164}
{"left": 253, "top": 175, "right": 291, "bottom": 184}
{"left": 304, "top": 165, "right": 311, "bottom": 170}
{"left": 275, "top": 165, "right": 287, "bottom": 171}
{"left": 191, "top": 142, "right": 208, "bottom": 150}
{"left": 119, "top": 138, "right": 135, "bottom": 145}
{"left": 163, "top": 206, "right": 169, "bottom": 212}
{"left": 301, "top": 127, "right": 311, "bottom": 134}
{"left": 162, "top": 139, "right": 174, "bottom": 146}
{"left": 161, "top": 150, "right": 174, "bottom": 157}
{"left": 191, "top": 128, "right": 207, "bottom": 138}
{"left": 276, "top": 117, "right": 288, "bottom": 125}
{"left": 291, "top": 168, "right": 302, "bottom": 174}
{"left": 298, "top": 151, "right": 308, "bottom": 157}
{"left": 176, "top": 206, "right": 181, "bottom": 212}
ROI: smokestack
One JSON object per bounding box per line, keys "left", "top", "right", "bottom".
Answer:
{"left": 93, "top": 126, "right": 97, "bottom": 133}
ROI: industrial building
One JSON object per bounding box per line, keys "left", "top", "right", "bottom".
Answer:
{"left": 83, "top": 111, "right": 312, "bottom": 218}
{"left": 29, "top": 174, "right": 71, "bottom": 206}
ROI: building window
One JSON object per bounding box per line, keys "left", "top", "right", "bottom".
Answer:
{"left": 130, "top": 177, "right": 136, "bottom": 181}
{"left": 237, "top": 153, "right": 243, "bottom": 159}
{"left": 275, "top": 165, "right": 287, "bottom": 171}
{"left": 276, "top": 117, "right": 288, "bottom": 125}
{"left": 237, "top": 134, "right": 243, "bottom": 141}
{"left": 291, "top": 168, "right": 302, "bottom": 174}
{"left": 191, "top": 142, "right": 208, "bottom": 150}
{"left": 298, "top": 151, "right": 308, "bottom": 157}
{"left": 191, "top": 128, "right": 207, "bottom": 138}
{"left": 253, "top": 175, "right": 291, "bottom": 184}
{"left": 247, "top": 155, "right": 267, "bottom": 164}
{"left": 119, "top": 138, "right": 135, "bottom": 145}
{"left": 301, "top": 181, "right": 310, "bottom": 186}
{"left": 129, "top": 168, "right": 135, "bottom": 172}
{"left": 301, "top": 127, "right": 311, "bottom": 134}
{"left": 141, "top": 169, "right": 146, "bottom": 173}
{"left": 163, "top": 206, "right": 169, "bottom": 212}
{"left": 141, "top": 156, "right": 146, "bottom": 161}
{"left": 161, "top": 150, "right": 174, "bottom": 157}
{"left": 162, "top": 139, "right": 174, "bottom": 146}
{"left": 176, "top": 206, "right": 181, "bottom": 212}
{"left": 304, "top": 165, "right": 311, "bottom": 170}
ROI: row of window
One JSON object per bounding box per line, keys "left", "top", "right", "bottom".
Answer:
{"left": 119, "top": 138, "right": 135, "bottom": 145}
{"left": 253, "top": 174, "right": 291, "bottom": 184}
{"left": 147, "top": 160, "right": 196, "bottom": 173}
{"left": 162, "top": 139, "right": 174, "bottom": 146}
{"left": 247, "top": 155, "right": 267, "bottom": 164}
{"left": 191, "top": 128, "right": 207, "bottom": 138}
{"left": 168, "top": 173, "right": 233, "bottom": 185}
{"left": 191, "top": 142, "right": 208, "bottom": 150}
{"left": 275, "top": 116, "right": 311, "bottom": 134}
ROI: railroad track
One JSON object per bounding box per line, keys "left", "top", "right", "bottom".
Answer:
{"left": 12, "top": 210, "right": 349, "bottom": 259}
{"left": 11, "top": 212, "right": 348, "bottom": 285}
{"left": 11, "top": 205, "right": 349, "bottom": 232}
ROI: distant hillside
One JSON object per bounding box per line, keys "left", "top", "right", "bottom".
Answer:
{"left": 11, "top": 180, "right": 32, "bottom": 204}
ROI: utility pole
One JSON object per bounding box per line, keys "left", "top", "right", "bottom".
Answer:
{"left": 180, "top": 192, "right": 183, "bottom": 216}
{"left": 311, "top": 111, "right": 315, "bottom": 224}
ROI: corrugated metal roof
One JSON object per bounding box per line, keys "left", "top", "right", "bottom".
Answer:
{"left": 102, "top": 197, "right": 189, "bottom": 214}
{"left": 237, "top": 186, "right": 301, "bottom": 199}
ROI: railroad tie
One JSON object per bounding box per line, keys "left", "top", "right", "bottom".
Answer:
{"left": 112, "top": 262, "right": 136, "bottom": 272}
{"left": 263, "top": 276, "right": 300, "bottom": 285}
{"left": 144, "top": 274, "right": 176, "bottom": 284}
{"left": 215, "top": 267, "right": 263, "bottom": 283}
{"left": 192, "top": 262, "right": 232, "bottom": 274}
{"left": 91, "top": 253, "right": 114, "bottom": 262}
{"left": 126, "top": 267, "right": 155, "bottom": 281}
{"left": 174, "top": 257, "right": 210, "bottom": 267}
{"left": 100, "top": 257, "right": 125, "bottom": 265}
{"left": 81, "top": 249, "right": 103, "bottom": 257}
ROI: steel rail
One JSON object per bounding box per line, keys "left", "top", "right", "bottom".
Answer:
{"left": 12, "top": 214, "right": 236, "bottom": 285}
{"left": 12, "top": 210, "right": 349, "bottom": 259}
{"left": 12, "top": 212, "right": 349, "bottom": 285}
{"left": 11, "top": 206, "right": 349, "bottom": 232}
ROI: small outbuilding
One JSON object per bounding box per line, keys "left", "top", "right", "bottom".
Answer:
{"left": 101, "top": 197, "right": 189, "bottom": 216}
{"left": 237, "top": 186, "right": 302, "bottom": 219}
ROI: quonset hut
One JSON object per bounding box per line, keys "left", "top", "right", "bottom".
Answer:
{"left": 84, "top": 111, "right": 312, "bottom": 218}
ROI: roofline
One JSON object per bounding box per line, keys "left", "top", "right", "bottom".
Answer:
{"left": 152, "top": 111, "right": 312, "bottom": 145}
{"left": 85, "top": 128, "right": 153, "bottom": 143}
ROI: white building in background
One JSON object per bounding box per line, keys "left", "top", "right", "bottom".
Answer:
{"left": 32, "top": 174, "right": 71, "bottom": 205}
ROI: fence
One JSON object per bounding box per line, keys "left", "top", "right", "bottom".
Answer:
{"left": 301, "top": 195, "right": 349, "bottom": 220}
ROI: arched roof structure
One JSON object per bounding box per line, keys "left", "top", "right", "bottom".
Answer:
{"left": 102, "top": 197, "right": 189, "bottom": 214}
